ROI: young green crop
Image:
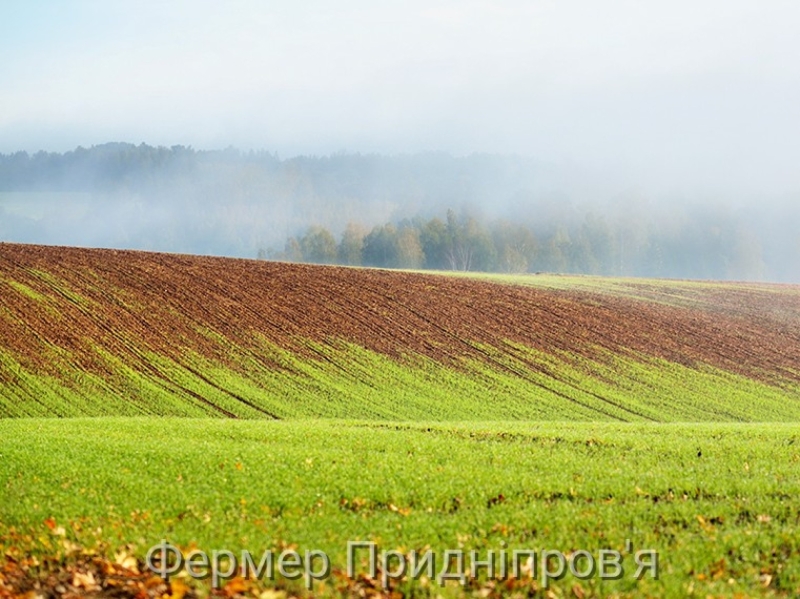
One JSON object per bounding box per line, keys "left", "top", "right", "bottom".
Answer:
{"left": 2, "top": 418, "right": 799, "bottom": 597}
{"left": 2, "top": 339, "right": 799, "bottom": 421}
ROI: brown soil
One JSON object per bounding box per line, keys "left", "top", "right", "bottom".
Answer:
{"left": 1, "top": 242, "right": 799, "bottom": 386}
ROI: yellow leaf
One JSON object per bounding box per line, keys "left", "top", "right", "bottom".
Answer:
{"left": 169, "top": 578, "right": 189, "bottom": 599}
{"left": 72, "top": 571, "right": 99, "bottom": 591}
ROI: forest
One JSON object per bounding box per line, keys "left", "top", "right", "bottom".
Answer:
{"left": 1, "top": 142, "right": 797, "bottom": 281}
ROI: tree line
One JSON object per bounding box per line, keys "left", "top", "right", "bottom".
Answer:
{"left": 264, "top": 207, "right": 768, "bottom": 280}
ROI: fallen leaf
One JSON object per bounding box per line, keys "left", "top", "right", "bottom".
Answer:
{"left": 72, "top": 570, "right": 99, "bottom": 591}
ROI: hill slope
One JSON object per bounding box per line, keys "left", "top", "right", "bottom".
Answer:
{"left": 1, "top": 242, "right": 799, "bottom": 420}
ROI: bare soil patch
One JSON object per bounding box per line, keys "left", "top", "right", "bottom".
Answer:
{"left": 1, "top": 243, "right": 799, "bottom": 386}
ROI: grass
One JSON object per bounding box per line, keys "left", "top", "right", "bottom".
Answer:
{"left": 1, "top": 418, "right": 799, "bottom": 597}
{"left": 4, "top": 279, "right": 48, "bottom": 303}
{"left": 2, "top": 338, "right": 800, "bottom": 421}
{"left": 434, "top": 270, "right": 800, "bottom": 310}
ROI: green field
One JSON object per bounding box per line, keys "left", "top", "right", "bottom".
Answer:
{"left": 3, "top": 247, "right": 800, "bottom": 597}
{"left": 2, "top": 418, "right": 799, "bottom": 597}
{"left": 4, "top": 339, "right": 800, "bottom": 422}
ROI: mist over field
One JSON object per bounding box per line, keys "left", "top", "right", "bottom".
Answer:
{"left": 1, "top": 145, "right": 799, "bottom": 282}
{"left": 5, "top": 5, "right": 800, "bottom": 596}
{"left": 1, "top": 1, "right": 799, "bottom": 281}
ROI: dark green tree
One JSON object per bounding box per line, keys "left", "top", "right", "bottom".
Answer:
{"left": 362, "top": 224, "right": 399, "bottom": 267}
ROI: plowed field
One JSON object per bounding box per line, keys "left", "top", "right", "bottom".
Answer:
{"left": 1, "top": 242, "right": 799, "bottom": 420}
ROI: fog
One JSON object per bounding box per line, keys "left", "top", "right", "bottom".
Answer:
{"left": 1, "top": 1, "right": 799, "bottom": 280}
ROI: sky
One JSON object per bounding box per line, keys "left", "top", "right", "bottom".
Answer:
{"left": 2, "top": 0, "right": 799, "bottom": 195}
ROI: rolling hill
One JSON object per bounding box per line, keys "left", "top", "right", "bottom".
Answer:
{"left": 1, "top": 242, "right": 799, "bottom": 420}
